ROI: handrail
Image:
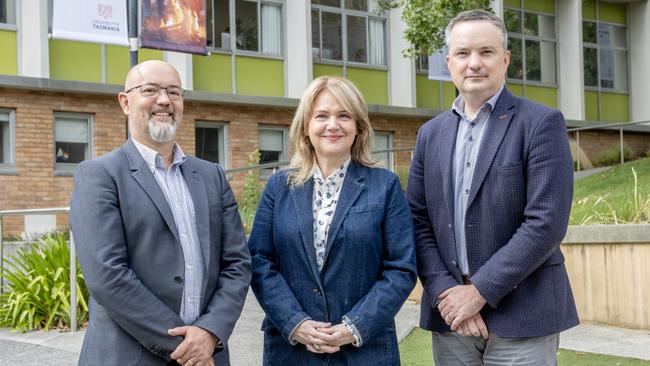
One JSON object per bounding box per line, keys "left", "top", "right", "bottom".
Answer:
{"left": 0, "top": 207, "right": 78, "bottom": 332}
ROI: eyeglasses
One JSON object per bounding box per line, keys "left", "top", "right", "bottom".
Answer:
{"left": 125, "top": 84, "right": 184, "bottom": 100}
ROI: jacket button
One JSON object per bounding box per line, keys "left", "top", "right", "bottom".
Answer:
{"left": 312, "top": 288, "right": 322, "bottom": 295}
{"left": 174, "top": 276, "right": 183, "bottom": 283}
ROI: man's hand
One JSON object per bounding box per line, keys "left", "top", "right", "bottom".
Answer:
{"left": 456, "top": 313, "right": 489, "bottom": 339}
{"left": 292, "top": 320, "right": 340, "bottom": 354}
{"left": 168, "top": 325, "right": 218, "bottom": 366}
{"left": 437, "top": 284, "right": 487, "bottom": 331}
{"left": 316, "top": 324, "right": 356, "bottom": 347}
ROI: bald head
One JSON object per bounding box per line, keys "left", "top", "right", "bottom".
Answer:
{"left": 124, "top": 60, "right": 182, "bottom": 91}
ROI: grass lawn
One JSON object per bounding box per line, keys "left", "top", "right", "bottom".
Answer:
{"left": 399, "top": 328, "right": 650, "bottom": 365}
{"left": 570, "top": 157, "right": 650, "bottom": 225}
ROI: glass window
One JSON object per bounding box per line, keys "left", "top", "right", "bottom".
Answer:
{"left": 312, "top": 0, "right": 386, "bottom": 66}
{"left": 0, "top": 0, "right": 15, "bottom": 25}
{"left": 416, "top": 54, "right": 429, "bottom": 73}
{"left": 259, "top": 126, "right": 287, "bottom": 175}
{"left": 372, "top": 132, "right": 392, "bottom": 170}
{"left": 236, "top": 0, "right": 258, "bottom": 52}
{"left": 207, "top": 0, "right": 231, "bottom": 50}
{"left": 54, "top": 113, "right": 92, "bottom": 170}
{"left": 0, "top": 110, "right": 14, "bottom": 167}
{"left": 582, "top": 20, "right": 628, "bottom": 91}
{"left": 505, "top": 7, "right": 556, "bottom": 85}
{"left": 195, "top": 122, "right": 227, "bottom": 167}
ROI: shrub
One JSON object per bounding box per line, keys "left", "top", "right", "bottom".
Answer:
{"left": 595, "top": 145, "right": 632, "bottom": 167}
{"left": 239, "top": 150, "right": 262, "bottom": 234}
{"left": 0, "top": 232, "right": 89, "bottom": 332}
{"left": 645, "top": 144, "right": 650, "bottom": 158}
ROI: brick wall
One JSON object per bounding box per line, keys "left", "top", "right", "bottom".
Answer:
{"left": 0, "top": 87, "right": 424, "bottom": 236}
{"left": 569, "top": 130, "right": 650, "bottom": 165}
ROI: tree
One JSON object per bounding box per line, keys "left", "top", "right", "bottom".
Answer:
{"left": 377, "top": 0, "right": 493, "bottom": 58}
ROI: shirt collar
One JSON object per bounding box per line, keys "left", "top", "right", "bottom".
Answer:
{"left": 313, "top": 157, "right": 352, "bottom": 183}
{"left": 131, "top": 137, "right": 186, "bottom": 172}
{"left": 452, "top": 85, "right": 505, "bottom": 120}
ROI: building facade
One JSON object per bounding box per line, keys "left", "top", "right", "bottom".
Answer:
{"left": 1, "top": 0, "right": 649, "bottom": 235}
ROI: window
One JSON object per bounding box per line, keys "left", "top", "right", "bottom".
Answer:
{"left": 504, "top": 7, "right": 556, "bottom": 84}
{"left": 0, "top": 0, "right": 16, "bottom": 25}
{"left": 54, "top": 113, "right": 92, "bottom": 172}
{"left": 311, "top": 0, "right": 387, "bottom": 66}
{"left": 258, "top": 126, "right": 287, "bottom": 176}
{"left": 372, "top": 132, "right": 392, "bottom": 170}
{"left": 206, "top": 0, "right": 283, "bottom": 56}
{"left": 0, "top": 109, "right": 15, "bottom": 173}
{"left": 195, "top": 122, "right": 228, "bottom": 167}
{"left": 583, "top": 21, "right": 628, "bottom": 91}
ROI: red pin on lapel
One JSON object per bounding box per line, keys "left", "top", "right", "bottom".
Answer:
{"left": 499, "top": 114, "right": 509, "bottom": 120}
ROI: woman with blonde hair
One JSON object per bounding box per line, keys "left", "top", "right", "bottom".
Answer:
{"left": 249, "top": 76, "right": 416, "bottom": 365}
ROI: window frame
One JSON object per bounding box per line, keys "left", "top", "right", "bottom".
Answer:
{"left": 0, "top": 0, "right": 17, "bottom": 29}
{"left": 582, "top": 19, "right": 629, "bottom": 93}
{"left": 195, "top": 121, "right": 229, "bottom": 168}
{"left": 311, "top": 1, "right": 389, "bottom": 69}
{"left": 53, "top": 112, "right": 93, "bottom": 176}
{"left": 0, "top": 108, "right": 16, "bottom": 175}
{"left": 206, "top": 0, "right": 285, "bottom": 59}
{"left": 372, "top": 131, "right": 393, "bottom": 171}
{"left": 258, "top": 124, "right": 287, "bottom": 178}
{"left": 504, "top": 6, "right": 558, "bottom": 88}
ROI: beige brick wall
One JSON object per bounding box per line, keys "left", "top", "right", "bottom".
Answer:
{"left": 0, "top": 87, "right": 424, "bottom": 235}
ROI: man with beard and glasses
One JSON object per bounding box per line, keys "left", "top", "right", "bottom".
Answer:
{"left": 70, "top": 60, "right": 251, "bottom": 366}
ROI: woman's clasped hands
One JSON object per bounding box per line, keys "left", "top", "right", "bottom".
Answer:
{"left": 291, "top": 320, "right": 357, "bottom": 354}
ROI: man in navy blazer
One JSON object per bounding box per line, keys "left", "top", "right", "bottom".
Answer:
{"left": 406, "top": 10, "right": 578, "bottom": 364}
{"left": 71, "top": 60, "right": 251, "bottom": 365}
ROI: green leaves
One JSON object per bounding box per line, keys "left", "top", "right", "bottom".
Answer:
{"left": 377, "top": 0, "right": 493, "bottom": 58}
{"left": 239, "top": 149, "right": 263, "bottom": 234}
{"left": 0, "top": 232, "right": 89, "bottom": 332}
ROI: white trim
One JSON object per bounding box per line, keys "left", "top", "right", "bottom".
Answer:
{"left": 195, "top": 121, "right": 229, "bottom": 168}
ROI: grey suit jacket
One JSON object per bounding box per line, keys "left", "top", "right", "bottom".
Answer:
{"left": 70, "top": 139, "right": 251, "bottom": 365}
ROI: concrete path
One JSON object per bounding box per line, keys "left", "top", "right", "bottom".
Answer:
{"left": 574, "top": 166, "right": 612, "bottom": 181}
{"left": 1, "top": 291, "right": 649, "bottom": 365}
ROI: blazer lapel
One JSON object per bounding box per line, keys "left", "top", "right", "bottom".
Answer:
{"left": 321, "top": 162, "right": 364, "bottom": 269}
{"left": 290, "top": 179, "right": 321, "bottom": 282}
{"left": 124, "top": 140, "right": 180, "bottom": 242}
{"left": 467, "top": 89, "right": 515, "bottom": 209}
{"left": 440, "top": 112, "right": 460, "bottom": 225}
{"left": 180, "top": 160, "right": 211, "bottom": 274}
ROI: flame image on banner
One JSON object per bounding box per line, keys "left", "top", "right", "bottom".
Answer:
{"left": 141, "top": 0, "right": 207, "bottom": 55}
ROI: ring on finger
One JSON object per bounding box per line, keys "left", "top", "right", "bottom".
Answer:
{"left": 312, "top": 343, "right": 321, "bottom": 351}
{"left": 186, "top": 360, "right": 194, "bottom": 366}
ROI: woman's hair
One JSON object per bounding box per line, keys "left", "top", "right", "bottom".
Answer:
{"left": 286, "top": 76, "right": 375, "bottom": 186}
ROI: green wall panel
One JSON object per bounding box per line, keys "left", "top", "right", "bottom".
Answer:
{"left": 525, "top": 85, "right": 557, "bottom": 108}
{"left": 193, "top": 54, "right": 232, "bottom": 93}
{"left": 601, "top": 92, "right": 629, "bottom": 122}
{"left": 416, "top": 75, "right": 441, "bottom": 110}
{"left": 584, "top": 91, "right": 599, "bottom": 121}
{"left": 504, "top": 0, "right": 520, "bottom": 9}
{"left": 49, "top": 40, "right": 102, "bottom": 83}
{"left": 106, "top": 47, "right": 163, "bottom": 85}
{"left": 442, "top": 81, "right": 457, "bottom": 109}
{"left": 582, "top": 0, "right": 596, "bottom": 20}
{"left": 599, "top": 2, "right": 626, "bottom": 25}
{"left": 507, "top": 83, "right": 524, "bottom": 97}
{"left": 0, "top": 30, "right": 17, "bottom": 75}
{"left": 235, "top": 56, "right": 283, "bottom": 97}
{"left": 346, "top": 67, "right": 388, "bottom": 105}
{"left": 524, "top": 0, "right": 555, "bottom": 14}
{"left": 313, "top": 63, "right": 343, "bottom": 78}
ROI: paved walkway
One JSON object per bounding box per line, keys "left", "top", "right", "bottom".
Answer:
{"left": 1, "top": 291, "right": 649, "bottom": 365}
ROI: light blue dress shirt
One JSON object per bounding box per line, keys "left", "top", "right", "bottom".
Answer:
{"left": 132, "top": 138, "right": 204, "bottom": 324}
{"left": 451, "top": 86, "right": 504, "bottom": 276}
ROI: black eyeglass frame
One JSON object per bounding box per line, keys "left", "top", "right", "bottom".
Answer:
{"left": 124, "top": 84, "right": 185, "bottom": 100}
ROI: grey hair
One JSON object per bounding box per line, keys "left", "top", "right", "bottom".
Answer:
{"left": 444, "top": 9, "right": 508, "bottom": 52}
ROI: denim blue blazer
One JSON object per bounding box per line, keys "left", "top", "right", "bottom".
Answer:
{"left": 407, "top": 88, "right": 579, "bottom": 338}
{"left": 249, "top": 162, "right": 417, "bottom": 365}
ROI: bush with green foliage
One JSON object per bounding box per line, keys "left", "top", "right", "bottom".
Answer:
{"left": 0, "top": 232, "right": 89, "bottom": 332}
{"left": 595, "top": 145, "right": 632, "bottom": 167}
{"left": 239, "top": 150, "right": 263, "bottom": 234}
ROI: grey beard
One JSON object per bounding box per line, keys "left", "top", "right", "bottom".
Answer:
{"left": 148, "top": 119, "right": 177, "bottom": 143}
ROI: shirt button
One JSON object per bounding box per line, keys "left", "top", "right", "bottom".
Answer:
{"left": 469, "top": 136, "right": 474, "bottom": 142}
{"left": 465, "top": 189, "right": 470, "bottom": 194}
{"left": 186, "top": 264, "right": 192, "bottom": 269}
{"left": 174, "top": 276, "right": 183, "bottom": 283}
{"left": 466, "top": 162, "right": 471, "bottom": 168}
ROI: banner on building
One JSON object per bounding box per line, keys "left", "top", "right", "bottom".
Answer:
{"left": 141, "top": 0, "right": 207, "bottom": 55}
{"left": 428, "top": 47, "right": 452, "bottom": 82}
{"left": 52, "top": 0, "right": 128, "bottom": 46}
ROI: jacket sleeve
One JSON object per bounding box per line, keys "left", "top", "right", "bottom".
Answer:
{"left": 343, "top": 175, "right": 417, "bottom": 344}
{"left": 471, "top": 109, "right": 574, "bottom": 308}
{"left": 248, "top": 174, "right": 311, "bottom": 343}
{"left": 70, "top": 161, "right": 184, "bottom": 361}
{"left": 406, "top": 127, "right": 459, "bottom": 305}
{"left": 193, "top": 164, "right": 252, "bottom": 346}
